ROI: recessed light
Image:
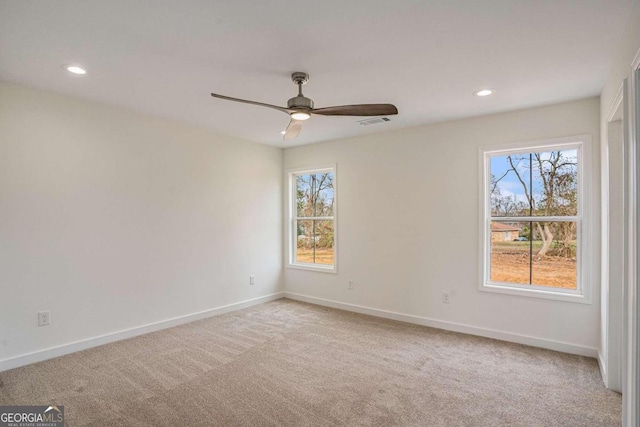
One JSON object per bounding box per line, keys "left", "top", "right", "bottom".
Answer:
{"left": 64, "top": 65, "right": 87, "bottom": 75}
{"left": 280, "top": 130, "right": 286, "bottom": 135}
{"left": 474, "top": 89, "right": 494, "bottom": 97}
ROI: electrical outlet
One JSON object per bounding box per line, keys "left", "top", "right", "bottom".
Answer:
{"left": 38, "top": 311, "right": 50, "bottom": 326}
{"left": 348, "top": 280, "right": 354, "bottom": 290}
{"left": 249, "top": 275, "right": 255, "bottom": 286}
{"left": 442, "top": 292, "right": 450, "bottom": 304}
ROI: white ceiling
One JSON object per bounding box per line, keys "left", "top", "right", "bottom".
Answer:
{"left": 0, "top": 0, "right": 633, "bottom": 147}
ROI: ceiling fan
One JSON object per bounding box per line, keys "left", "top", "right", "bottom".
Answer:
{"left": 211, "top": 72, "right": 398, "bottom": 140}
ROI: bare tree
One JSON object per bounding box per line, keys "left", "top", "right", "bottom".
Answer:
{"left": 494, "top": 151, "right": 577, "bottom": 257}
{"left": 297, "top": 173, "right": 334, "bottom": 250}
{"left": 491, "top": 174, "right": 528, "bottom": 217}
{"left": 297, "top": 173, "right": 333, "bottom": 216}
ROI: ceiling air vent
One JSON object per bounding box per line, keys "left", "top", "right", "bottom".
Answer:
{"left": 357, "top": 117, "right": 391, "bottom": 126}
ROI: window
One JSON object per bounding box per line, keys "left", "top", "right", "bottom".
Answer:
{"left": 480, "top": 137, "right": 590, "bottom": 302}
{"left": 288, "top": 166, "right": 336, "bottom": 272}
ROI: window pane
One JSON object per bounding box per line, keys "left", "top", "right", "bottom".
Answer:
{"left": 295, "top": 219, "right": 334, "bottom": 266}
{"left": 314, "top": 172, "right": 334, "bottom": 216}
{"left": 296, "top": 175, "right": 313, "bottom": 217}
{"left": 314, "top": 220, "right": 334, "bottom": 265}
{"left": 531, "top": 221, "right": 577, "bottom": 289}
{"left": 531, "top": 150, "right": 578, "bottom": 216}
{"left": 490, "top": 155, "right": 531, "bottom": 216}
{"left": 296, "top": 172, "right": 335, "bottom": 217}
{"left": 490, "top": 220, "right": 578, "bottom": 290}
{"left": 490, "top": 221, "right": 530, "bottom": 284}
{"left": 295, "top": 220, "right": 314, "bottom": 263}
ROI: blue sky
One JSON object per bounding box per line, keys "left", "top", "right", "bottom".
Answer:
{"left": 490, "top": 149, "right": 577, "bottom": 205}
{"left": 490, "top": 155, "right": 530, "bottom": 203}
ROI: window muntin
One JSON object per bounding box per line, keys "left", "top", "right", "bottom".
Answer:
{"left": 289, "top": 168, "right": 336, "bottom": 271}
{"left": 490, "top": 150, "right": 578, "bottom": 217}
{"left": 482, "top": 140, "right": 586, "bottom": 300}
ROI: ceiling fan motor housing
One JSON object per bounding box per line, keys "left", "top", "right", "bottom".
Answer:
{"left": 287, "top": 96, "right": 314, "bottom": 110}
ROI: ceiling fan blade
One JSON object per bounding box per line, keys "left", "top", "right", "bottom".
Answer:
{"left": 211, "top": 93, "right": 292, "bottom": 115}
{"left": 311, "top": 104, "right": 398, "bottom": 117}
{"left": 283, "top": 119, "right": 302, "bottom": 140}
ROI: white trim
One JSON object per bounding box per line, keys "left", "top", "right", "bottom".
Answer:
{"left": 481, "top": 282, "right": 586, "bottom": 302}
{"left": 0, "top": 292, "right": 285, "bottom": 373}
{"left": 598, "top": 350, "right": 608, "bottom": 386}
{"left": 478, "top": 135, "right": 592, "bottom": 303}
{"left": 490, "top": 216, "right": 578, "bottom": 222}
{"left": 632, "top": 46, "right": 640, "bottom": 75}
{"left": 481, "top": 140, "right": 585, "bottom": 156}
{"left": 601, "top": 114, "right": 610, "bottom": 386}
{"left": 284, "top": 292, "right": 598, "bottom": 358}
{"left": 606, "top": 84, "right": 625, "bottom": 122}
{"left": 602, "top": 82, "right": 625, "bottom": 392}
{"left": 286, "top": 263, "right": 337, "bottom": 274}
{"left": 624, "top": 53, "right": 640, "bottom": 427}
{"left": 285, "top": 164, "right": 338, "bottom": 273}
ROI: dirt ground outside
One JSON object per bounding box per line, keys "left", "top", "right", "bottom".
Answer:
{"left": 296, "top": 248, "right": 334, "bottom": 265}
{"left": 491, "top": 241, "right": 577, "bottom": 289}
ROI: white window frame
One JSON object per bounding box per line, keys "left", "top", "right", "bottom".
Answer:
{"left": 286, "top": 165, "right": 337, "bottom": 273}
{"left": 478, "top": 135, "right": 592, "bottom": 303}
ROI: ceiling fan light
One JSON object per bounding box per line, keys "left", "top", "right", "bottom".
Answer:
{"left": 64, "top": 65, "right": 87, "bottom": 75}
{"left": 291, "top": 111, "right": 311, "bottom": 121}
{"left": 473, "top": 89, "right": 494, "bottom": 97}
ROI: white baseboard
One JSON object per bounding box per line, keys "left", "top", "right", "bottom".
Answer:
{"left": 3, "top": 291, "right": 598, "bottom": 373}
{"left": 597, "top": 350, "right": 608, "bottom": 386}
{"left": 0, "top": 292, "right": 285, "bottom": 372}
{"left": 284, "top": 292, "right": 598, "bottom": 358}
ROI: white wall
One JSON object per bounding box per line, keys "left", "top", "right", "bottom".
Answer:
{"left": 284, "top": 97, "right": 601, "bottom": 353}
{"left": 0, "top": 82, "right": 283, "bottom": 365}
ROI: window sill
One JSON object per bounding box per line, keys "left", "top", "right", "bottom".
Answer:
{"left": 480, "top": 282, "right": 590, "bottom": 304}
{"left": 287, "top": 263, "right": 337, "bottom": 274}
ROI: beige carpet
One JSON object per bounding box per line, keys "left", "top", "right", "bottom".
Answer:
{"left": 0, "top": 299, "right": 621, "bottom": 426}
